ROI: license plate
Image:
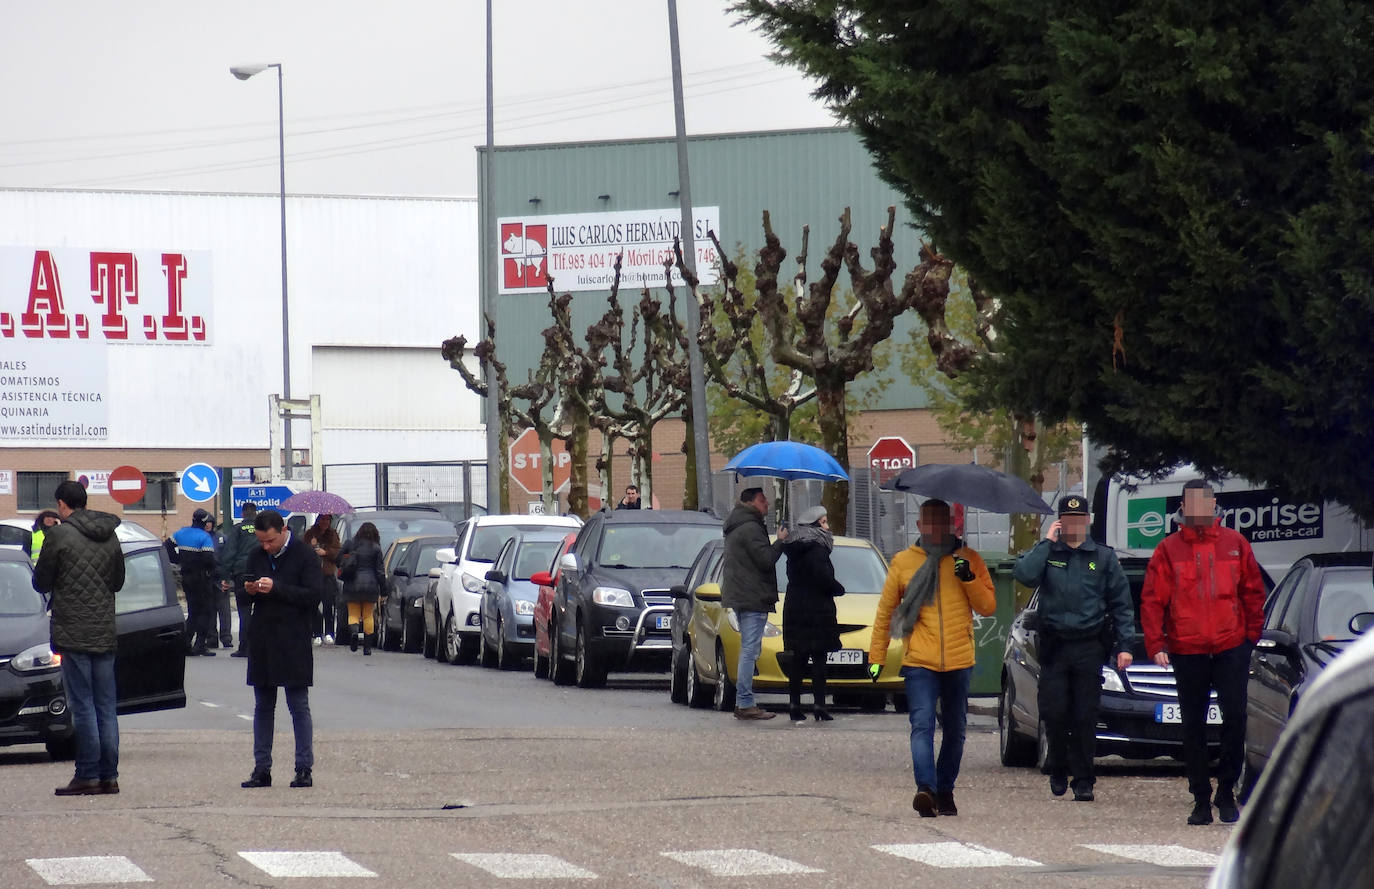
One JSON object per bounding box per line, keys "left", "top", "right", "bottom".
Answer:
{"left": 1155, "top": 703, "right": 1222, "bottom": 724}
{"left": 826, "top": 649, "right": 864, "bottom": 665}
{"left": 654, "top": 614, "right": 671, "bottom": 630}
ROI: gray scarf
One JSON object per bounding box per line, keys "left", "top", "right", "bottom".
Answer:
{"left": 890, "top": 534, "right": 961, "bottom": 641}
{"left": 788, "top": 522, "right": 833, "bottom": 551}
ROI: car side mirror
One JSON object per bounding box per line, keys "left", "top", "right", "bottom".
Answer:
{"left": 530, "top": 570, "right": 553, "bottom": 587}
{"left": 1350, "top": 612, "right": 1374, "bottom": 635}
{"left": 559, "top": 552, "right": 579, "bottom": 574}
{"left": 693, "top": 586, "right": 721, "bottom": 602}
{"left": 669, "top": 584, "right": 688, "bottom": 599}
{"left": 394, "top": 567, "right": 410, "bottom": 578}
{"left": 436, "top": 547, "right": 456, "bottom": 565}
{"left": 1256, "top": 628, "right": 1298, "bottom": 655}
{"left": 485, "top": 569, "right": 506, "bottom": 584}
{"left": 428, "top": 567, "right": 442, "bottom": 579}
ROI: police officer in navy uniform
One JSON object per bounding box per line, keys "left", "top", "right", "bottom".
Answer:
{"left": 1013, "top": 495, "right": 1134, "bottom": 801}
{"left": 173, "top": 508, "right": 222, "bottom": 656}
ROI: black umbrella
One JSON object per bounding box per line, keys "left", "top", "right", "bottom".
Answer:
{"left": 881, "top": 463, "right": 1053, "bottom": 515}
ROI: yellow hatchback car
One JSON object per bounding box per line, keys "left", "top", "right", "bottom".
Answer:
{"left": 668, "top": 535, "right": 907, "bottom": 712}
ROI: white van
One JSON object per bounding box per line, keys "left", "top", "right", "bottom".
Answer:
{"left": 1102, "top": 467, "right": 1371, "bottom": 584}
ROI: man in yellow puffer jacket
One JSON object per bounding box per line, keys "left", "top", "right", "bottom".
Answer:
{"left": 868, "top": 498, "right": 996, "bottom": 818}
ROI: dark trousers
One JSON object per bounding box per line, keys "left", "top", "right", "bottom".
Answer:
{"left": 1172, "top": 643, "right": 1250, "bottom": 799}
{"left": 233, "top": 577, "right": 255, "bottom": 652}
{"left": 1038, "top": 635, "right": 1104, "bottom": 789}
{"left": 252, "top": 685, "right": 313, "bottom": 773}
{"left": 215, "top": 586, "right": 233, "bottom": 646}
{"left": 315, "top": 577, "right": 337, "bottom": 638}
{"left": 786, "top": 650, "right": 830, "bottom": 710}
{"left": 185, "top": 585, "right": 216, "bottom": 652}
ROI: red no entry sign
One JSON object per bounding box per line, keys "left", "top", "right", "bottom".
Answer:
{"left": 108, "top": 465, "right": 146, "bottom": 505}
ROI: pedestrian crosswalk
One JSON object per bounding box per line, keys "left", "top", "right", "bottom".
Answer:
{"left": 23, "top": 842, "right": 1222, "bottom": 884}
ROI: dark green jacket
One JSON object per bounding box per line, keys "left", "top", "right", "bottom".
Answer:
{"left": 721, "top": 504, "right": 784, "bottom": 613}
{"left": 219, "top": 520, "right": 258, "bottom": 578}
{"left": 33, "top": 509, "right": 126, "bottom": 654}
{"left": 1013, "top": 537, "right": 1134, "bottom": 653}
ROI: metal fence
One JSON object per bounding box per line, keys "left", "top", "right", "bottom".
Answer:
{"left": 322, "top": 461, "right": 488, "bottom": 512}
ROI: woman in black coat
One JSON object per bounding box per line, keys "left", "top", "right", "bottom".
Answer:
{"left": 337, "top": 522, "right": 388, "bottom": 655}
{"left": 781, "top": 506, "right": 845, "bottom": 721}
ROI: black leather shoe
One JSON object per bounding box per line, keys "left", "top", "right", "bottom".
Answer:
{"left": 200, "top": 649, "right": 216, "bottom": 656}
{"left": 1187, "top": 799, "right": 1213, "bottom": 825}
{"left": 230, "top": 650, "right": 248, "bottom": 658}
{"left": 789, "top": 708, "right": 806, "bottom": 722}
{"left": 912, "top": 788, "right": 937, "bottom": 818}
{"left": 55, "top": 778, "right": 103, "bottom": 796}
{"left": 1073, "top": 786, "right": 1095, "bottom": 802}
{"left": 812, "top": 708, "right": 833, "bottom": 722}
{"left": 1049, "top": 775, "right": 1068, "bottom": 797}
{"left": 290, "top": 769, "right": 313, "bottom": 788}
{"left": 935, "top": 791, "right": 958, "bottom": 816}
{"left": 241, "top": 771, "right": 271, "bottom": 788}
{"left": 1215, "top": 790, "right": 1239, "bottom": 823}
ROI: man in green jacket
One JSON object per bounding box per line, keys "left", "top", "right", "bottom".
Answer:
{"left": 33, "top": 480, "right": 126, "bottom": 796}
{"left": 1013, "top": 495, "right": 1134, "bottom": 802}
{"left": 219, "top": 503, "right": 259, "bottom": 658}
{"left": 721, "top": 487, "right": 787, "bottom": 721}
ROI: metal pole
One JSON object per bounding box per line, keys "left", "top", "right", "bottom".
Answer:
{"left": 273, "top": 63, "right": 292, "bottom": 475}
{"left": 482, "top": 0, "right": 501, "bottom": 513}
{"left": 667, "top": 0, "right": 713, "bottom": 511}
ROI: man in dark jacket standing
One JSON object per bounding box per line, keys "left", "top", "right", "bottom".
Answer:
{"left": 1014, "top": 495, "right": 1134, "bottom": 802}
{"left": 721, "top": 487, "right": 786, "bottom": 720}
{"left": 1142, "top": 479, "right": 1265, "bottom": 826}
{"left": 33, "top": 480, "right": 126, "bottom": 796}
{"left": 241, "top": 510, "right": 322, "bottom": 790}
{"left": 219, "top": 503, "right": 258, "bottom": 657}
{"left": 174, "top": 509, "right": 221, "bottom": 656}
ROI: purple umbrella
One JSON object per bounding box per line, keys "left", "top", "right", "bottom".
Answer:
{"left": 278, "top": 490, "right": 354, "bottom": 515}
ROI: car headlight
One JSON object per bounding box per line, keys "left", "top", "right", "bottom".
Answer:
{"left": 591, "top": 587, "right": 635, "bottom": 607}
{"left": 410, "top": 597, "right": 424, "bottom": 608}
{"left": 763, "top": 622, "right": 781, "bottom": 637}
{"left": 515, "top": 600, "right": 535, "bottom": 616}
{"left": 724, "top": 610, "right": 781, "bottom": 637}
{"left": 727, "top": 609, "right": 739, "bottom": 632}
{"left": 1101, "top": 666, "right": 1125, "bottom": 693}
{"left": 461, "top": 572, "right": 485, "bottom": 593}
{"left": 11, "top": 643, "right": 61, "bottom": 673}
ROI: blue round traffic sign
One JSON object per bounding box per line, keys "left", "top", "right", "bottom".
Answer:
{"left": 179, "top": 462, "right": 220, "bottom": 503}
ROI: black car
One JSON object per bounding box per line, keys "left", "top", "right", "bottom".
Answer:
{"left": 332, "top": 507, "right": 459, "bottom": 643}
{"left": 550, "top": 510, "right": 720, "bottom": 688}
{"left": 377, "top": 535, "right": 451, "bottom": 653}
{"left": 1240, "top": 552, "right": 1374, "bottom": 799}
{"left": 999, "top": 555, "right": 1227, "bottom": 768}
{"left": 0, "top": 528, "right": 186, "bottom": 760}
{"left": 1209, "top": 629, "right": 1374, "bottom": 889}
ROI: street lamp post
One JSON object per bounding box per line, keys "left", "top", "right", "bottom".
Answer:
{"left": 230, "top": 62, "right": 293, "bottom": 474}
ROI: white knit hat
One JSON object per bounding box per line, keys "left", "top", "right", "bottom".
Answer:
{"left": 797, "top": 505, "right": 827, "bottom": 526}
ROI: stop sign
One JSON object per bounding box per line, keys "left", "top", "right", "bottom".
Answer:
{"left": 867, "top": 436, "right": 916, "bottom": 485}
{"left": 509, "top": 428, "right": 572, "bottom": 495}
{"left": 108, "top": 465, "right": 147, "bottom": 505}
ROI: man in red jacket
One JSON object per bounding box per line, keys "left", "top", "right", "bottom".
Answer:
{"left": 1141, "top": 479, "right": 1265, "bottom": 826}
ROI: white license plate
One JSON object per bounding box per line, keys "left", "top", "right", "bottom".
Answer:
{"left": 1155, "top": 703, "right": 1222, "bottom": 724}
{"left": 826, "top": 649, "right": 864, "bottom": 665}
{"left": 654, "top": 614, "right": 671, "bottom": 630}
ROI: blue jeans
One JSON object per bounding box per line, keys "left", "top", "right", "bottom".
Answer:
{"left": 734, "top": 610, "right": 768, "bottom": 708}
{"left": 61, "top": 651, "right": 119, "bottom": 781}
{"left": 902, "top": 665, "right": 971, "bottom": 792}
{"left": 252, "top": 686, "right": 313, "bottom": 773}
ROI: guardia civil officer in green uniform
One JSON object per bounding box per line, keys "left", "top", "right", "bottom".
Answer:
{"left": 1013, "top": 495, "right": 1134, "bottom": 802}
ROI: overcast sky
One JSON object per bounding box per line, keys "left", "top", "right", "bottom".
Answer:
{"left": 0, "top": 1, "right": 837, "bottom": 198}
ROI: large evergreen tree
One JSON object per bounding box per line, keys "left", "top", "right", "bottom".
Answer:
{"left": 736, "top": 0, "right": 1374, "bottom": 518}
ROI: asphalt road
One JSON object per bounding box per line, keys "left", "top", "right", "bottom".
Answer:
{"left": 1, "top": 646, "right": 1231, "bottom": 888}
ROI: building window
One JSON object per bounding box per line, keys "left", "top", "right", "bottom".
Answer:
{"left": 127, "top": 472, "right": 179, "bottom": 512}
{"left": 17, "top": 471, "right": 68, "bottom": 511}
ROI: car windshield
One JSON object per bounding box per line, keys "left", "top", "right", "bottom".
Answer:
{"left": 598, "top": 524, "right": 720, "bottom": 570}
{"left": 513, "top": 540, "right": 562, "bottom": 580}
{"left": 0, "top": 561, "right": 44, "bottom": 615}
{"left": 471, "top": 525, "right": 566, "bottom": 563}
{"left": 1315, "top": 568, "right": 1374, "bottom": 640}
{"left": 775, "top": 544, "right": 889, "bottom": 593}
{"left": 367, "top": 518, "right": 457, "bottom": 554}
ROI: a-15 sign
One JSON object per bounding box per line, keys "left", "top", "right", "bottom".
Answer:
{"left": 0, "top": 248, "right": 211, "bottom": 342}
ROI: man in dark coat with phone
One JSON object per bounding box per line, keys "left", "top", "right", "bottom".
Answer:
{"left": 240, "top": 509, "right": 321, "bottom": 790}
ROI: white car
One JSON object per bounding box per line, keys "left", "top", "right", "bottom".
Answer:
{"left": 432, "top": 513, "right": 581, "bottom": 664}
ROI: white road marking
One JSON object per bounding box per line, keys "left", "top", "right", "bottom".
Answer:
{"left": 238, "top": 850, "right": 376, "bottom": 878}
{"left": 1082, "top": 844, "right": 1220, "bottom": 867}
{"left": 873, "top": 842, "right": 1041, "bottom": 868}
{"left": 236, "top": 714, "right": 253, "bottom": 721}
{"left": 27, "top": 856, "right": 152, "bottom": 884}
{"left": 198, "top": 700, "right": 220, "bottom": 708}
{"left": 450, "top": 853, "right": 597, "bottom": 879}
{"left": 661, "top": 849, "right": 823, "bottom": 876}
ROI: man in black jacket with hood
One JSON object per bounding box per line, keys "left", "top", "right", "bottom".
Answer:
{"left": 722, "top": 487, "right": 787, "bottom": 720}
{"left": 33, "top": 480, "right": 126, "bottom": 796}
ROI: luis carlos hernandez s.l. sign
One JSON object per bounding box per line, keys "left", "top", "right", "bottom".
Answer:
{"left": 499, "top": 207, "right": 721, "bottom": 295}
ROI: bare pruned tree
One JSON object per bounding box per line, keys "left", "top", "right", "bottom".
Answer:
{"left": 440, "top": 315, "right": 513, "bottom": 512}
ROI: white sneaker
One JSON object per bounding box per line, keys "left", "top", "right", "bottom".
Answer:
{"left": 312, "top": 636, "right": 323, "bottom": 647}
{"left": 323, "top": 634, "right": 334, "bottom": 645}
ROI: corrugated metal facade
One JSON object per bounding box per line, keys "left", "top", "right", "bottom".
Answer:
{"left": 483, "top": 127, "right": 932, "bottom": 411}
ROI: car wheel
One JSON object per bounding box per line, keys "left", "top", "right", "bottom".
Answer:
{"left": 998, "top": 681, "right": 1037, "bottom": 767}
{"left": 859, "top": 694, "right": 886, "bottom": 712}
{"left": 686, "top": 648, "right": 712, "bottom": 709}
{"left": 1237, "top": 754, "right": 1261, "bottom": 803}
{"left": 712, "top": 646, "right": 736, "bottom": 712}
{"left": 478, "top": 619, "right": 498, "bottom": 668}
{"left": 1036, "top": 718, "right": 1052, "bottom": 774}
{"left": 669, "top": 644, "right": 689, "bottom": 704}
{"left": 443, "top": 612, "right": 463, "bottom": 665}
{"left": 551, "top": 620, "right": 576, "bottom": 686}
{"left": 376, "top": 610, "right": 388, "bottom": 650}
{"left": 45, "top": 736, "right": 77, "bottom": 761}
{"left": 497, "top": 620, "right": 520, "bottom": 671}
{"left": 575, "top": 624, "right": 607, "bottom": 689}
{"left": 891, "top": 692, "right": 908, "bottom": 713}
{"left": 402, "top": 613, "right": 421, "bottom": 654}
{"left": 458, "top": 634, "right": 480, "bottom": 664}
{"left": 533, "top": 640, "right": 550, "bottom": 679}
{"left": 421, "top": 606, "right": 437, "bottom": 659}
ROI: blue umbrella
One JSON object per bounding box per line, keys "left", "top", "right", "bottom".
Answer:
{"left": 881, "top": 463, "right": 1052, "bottom": 514}
{"left": 723, "top": 441, "right": 849, "bottom": 483}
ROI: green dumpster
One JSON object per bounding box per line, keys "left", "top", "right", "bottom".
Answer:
{"left": 969, "top": 554, "right": 1023, "bottom": 695}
